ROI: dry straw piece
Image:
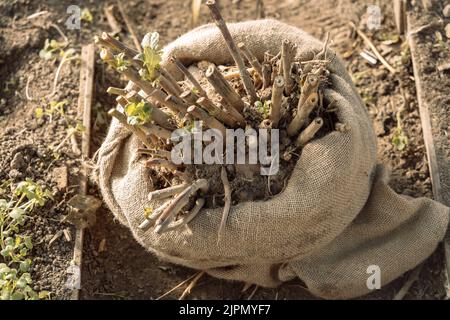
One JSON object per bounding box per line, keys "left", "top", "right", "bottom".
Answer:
{"left": 96, "top": 14, "right": 449, "bottom": 300}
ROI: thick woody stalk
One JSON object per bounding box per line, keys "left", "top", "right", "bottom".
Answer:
{"left": 295, "top": 117, "right": 323, "bottom": 147}
{"left": 197, "top": 97, "right": 239, "bottom": 128}
{"left": 140, "top": 123, "right": 172, "bottom": 141}
{"left": 180, "top": 90, "right": 200, "bottom": 105}
{"left": 270, "top": 75, "right": 285, "bottom": 128}
{"left": 160, "top": 67, "right": 183, "bottom": 95}
{"left": 206, "top": 0, "right": 257, "bottom": 103}
{"left": 237, "top": 42, "right": 263, "bottom": 78}
{"left": 100, "top": 32, "right": 139, "bottom": 58}
{"left": 287, "top": 92, "right": 319, "bottom": 136}
{"left": 108, "top": 109, "right": 152, "bottom": 149}
{"left": 154, "top": 179, "right": 209, "bottom": 234}
{"left": 217, "top": 96, "right": 246, "bottom": 127}
{"left": 170, "top": 55, "right": 207, "bottom": 97}
{"left": 148, "top": 183, "right": 189, "bottom": 201}
{"left": 187, "top": 105, "right": 227, "bottom": 137}
{"left": 205, "top": 64, "right": 245, "bottom": 112}
{"left": 262, "top": 52, "right": 272, "bottom": 89}
{"left": 298, "top": 74, "right": 319, "bottom": 109}
{"left": 281, "top": 39, "right": 297, "bottom": 95}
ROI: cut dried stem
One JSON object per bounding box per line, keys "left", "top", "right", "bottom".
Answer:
{"left": 206, "top": 0, "right": 257, "bottom": 103}
{"left": 217, "top": 96, "right": 246, "bottom": 127}
{"left": 180, "top": 90, "right": 200, "bottom": 105}
{"left": 205, "top": 64, "right": 245, "bottom": 112}
{"left": 154, "top": 179, "right": 209, "bottom": 234}
{"left": 108, "top": 108, "right": 152, "bottom": 149}
{"left": 141, "top": 123, "right": 172, "bottom": 141}
{"left": 187, "top": 105, "right": 227, "bottom": 137}
{"left": 165, "top": 198, "right": 205, "bottom": 232}
{"left": 295, "top": 117, "right": 323, "bottom": 147}
{"left": 178, "top": 271, "right": 205, "bottom": 300}
{"left": 137, "top": 148, "right": 172, "bottom": 160}
{"left": 287, "top": 91, "right": 319, "bottom": 136}
{"left": 145, "top": 158, "right": 179, "bottom": 171}
{"left": 170, "top": 55, "right": 207, "bottom": 97}
{"left": 349, "top": 22, "right": 397, "bottom": 74}
{"left": 262, "top": 52, "right": 272, "bottom": 89}
{"left": 281, "top": 39, "right": 297, "bottom": 94}
{"left": 237, "top": 42, "right": 263, "bottom": 78}
{"left": 99, "top": 32, "right": 139, "bottom": 58}
{"left": 148, "top": 183, "right": 189, "bottom": 201}
{"left": 270, "top": 75, "right": 285, "bottom": 127}
{"left": 107, "top": 86, "right": 127, "bottom": 96}
{"left": 197, "top": 97, "right": 239, "bottom": 128}
{"left": 160, "top": 67, "right": 183, "bottom": 95}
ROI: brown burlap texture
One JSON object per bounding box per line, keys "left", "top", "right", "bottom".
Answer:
{"left": 96, "top": 20, "right": 450, "bottom": 299}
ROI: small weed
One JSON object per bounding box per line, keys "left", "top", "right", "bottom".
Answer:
{"left": 0, "top": 179, "right": 53, "bottom": 300}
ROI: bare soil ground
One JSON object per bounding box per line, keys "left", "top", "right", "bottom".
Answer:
{"left": 0, "top": 0, "right": 448, "bottom": 300}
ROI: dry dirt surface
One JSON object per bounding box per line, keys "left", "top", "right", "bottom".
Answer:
{"left": 0, "top": 0, "right": 447, "bottom": 300}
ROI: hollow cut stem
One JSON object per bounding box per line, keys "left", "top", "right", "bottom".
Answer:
{"left": 205, "top": 64, "right": 245, "bottom": 113}
{"left": 296, "top": 117, "right": 323, "bottom": 147}
{"left": 269, "top": 75, "right": 285, "bottom": 128}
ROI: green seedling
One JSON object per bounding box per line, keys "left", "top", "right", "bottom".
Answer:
{"left": 35, "top": 100, "right": 68, "bottom": 123}
{"left": 392, "top": 111, "right": 408, "bottom": 151}
{"left": 124, "top": 101, "right": 152, "bottom": 125}
{"left": 81, "top": 8, "right": 93, "bottom": 24}
{"left": 0, "top": 179, "right": 53, "bottom": 300}
{"left": 39, "top": 39, "right": 67, "bottom": 61}
{"left": 255, "top": 100, "right": 271, "bottom": 118}
{"left": 115, "top": 52, "right": 131, "bottom": 72}
{"left": 138, "top": 32, "right": 163, "bottom": 81}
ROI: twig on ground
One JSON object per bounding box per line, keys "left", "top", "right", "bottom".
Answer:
{"left": 179, "top": 271, "right": 205, "bottom": 300}
{"left": 393, "top": 264, "right": 423, "bottom": 300}
{"left": 349, "top": 22, "right": 397, "bottom": 74}
{"left": 104, "top": 4, "right": 122, "bottom": 35}
{"left": 116, "top": 0, "right": 142, "bottom": 51}
{"left": 156, "top": 274, "right": 197, "bottom": 300}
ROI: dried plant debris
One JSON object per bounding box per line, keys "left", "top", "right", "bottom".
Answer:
{"left": 95, "top": 1, "right": 338, "bottom": 235}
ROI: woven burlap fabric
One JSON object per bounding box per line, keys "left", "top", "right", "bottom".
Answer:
{"left": 96, "top": 20, "right": 450, "bottom": 299}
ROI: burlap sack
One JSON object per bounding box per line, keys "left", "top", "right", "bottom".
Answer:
{"left": 96, "top": 20, "right": 450, "bottom": 299}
